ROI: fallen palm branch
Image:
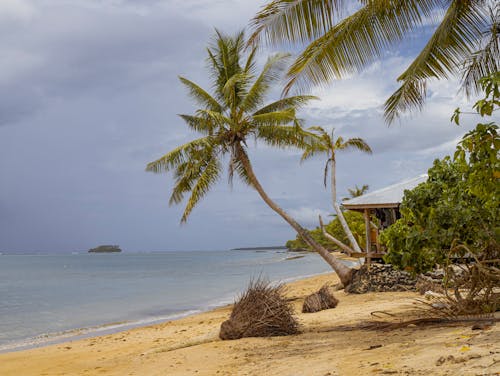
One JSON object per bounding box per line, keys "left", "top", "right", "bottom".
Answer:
{"left": 310, "top": 315, "right": 498, "bottom": 333}
{"left": 302, "top": 284, "right": 339, "bottom": 313}
{"left": 219, "top": 278, "right": 299, "bottom": 340}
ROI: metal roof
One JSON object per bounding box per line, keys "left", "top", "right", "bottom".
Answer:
{"left": 342, "top": 174, "right": 428, "bottom": 210}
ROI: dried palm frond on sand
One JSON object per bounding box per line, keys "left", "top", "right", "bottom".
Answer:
{"left": 220, "top": 278, "right": 299, "bottom": 340}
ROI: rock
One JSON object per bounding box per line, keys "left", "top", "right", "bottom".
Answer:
{"left": 345, "top": 264, "right": 418, "bottom": 293}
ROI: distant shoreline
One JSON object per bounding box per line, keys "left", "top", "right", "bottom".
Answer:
{"left": 231, "top": 246, "right": 288, "bottom": 251}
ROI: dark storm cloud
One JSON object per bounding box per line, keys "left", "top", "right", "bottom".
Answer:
{"left": 0, "top": 0, "right": 207, "bottom": 126}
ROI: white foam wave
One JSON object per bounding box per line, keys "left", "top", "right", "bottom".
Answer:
{"left": 0, "top": 309, "right": 202, "bottom": 353}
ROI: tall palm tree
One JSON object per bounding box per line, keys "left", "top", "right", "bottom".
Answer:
{"left": 250, "top": 1, "right": 499, "bottom": 123}
{"left": 301, "top": 127, "right": 372, "bottom": 253}
{"left": 146, "top": 31, "right": 353, "bottom": 285}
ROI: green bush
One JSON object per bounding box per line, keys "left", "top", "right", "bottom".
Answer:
{"left": 381, "top": 73, "right": 500, "bottom": 274}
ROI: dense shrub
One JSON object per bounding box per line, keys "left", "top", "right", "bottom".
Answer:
{"left": 381, "top": 73, "right": 500, "bottom": 274}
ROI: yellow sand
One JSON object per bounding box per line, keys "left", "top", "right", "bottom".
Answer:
{"left": 1, "top": 273, "right": 498, "bottom": 375}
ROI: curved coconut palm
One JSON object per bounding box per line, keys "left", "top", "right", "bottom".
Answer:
{"left": 301, "top": 126, "right": 372, "bottom": 252}
{"left": 146, "top": 30, "right": 353, "bottom": 285}
{"left": 250, "top": 1, "right": 499, "bottom": 123}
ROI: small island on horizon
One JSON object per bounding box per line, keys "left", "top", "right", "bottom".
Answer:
{"left": 88, "top": 245, "right": 122, "bottom": 253}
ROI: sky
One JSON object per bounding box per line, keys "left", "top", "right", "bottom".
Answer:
{"left": 0, "top": 0, "right": 496, "bottom": 252}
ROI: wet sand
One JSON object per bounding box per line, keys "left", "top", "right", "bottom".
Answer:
{"left": 1, "top": 273, "right": 498, "bottom": 375}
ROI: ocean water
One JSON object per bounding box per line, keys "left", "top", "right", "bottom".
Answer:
{"left": 0, "top": 250, "right": 348, "bottom": 352}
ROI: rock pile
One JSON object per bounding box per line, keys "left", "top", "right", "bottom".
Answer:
{"left": 345, "top": 263, "right": 417, "bottom": 293}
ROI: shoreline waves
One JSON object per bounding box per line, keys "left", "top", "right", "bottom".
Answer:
{"left": 0, "top": 270, "right": 332, "bottom": 354}
{"left": 0, "top": 272, "right": 498, "bottom": 375}
{"left": 1, "top": 249, "right": 346, "bottom": 353}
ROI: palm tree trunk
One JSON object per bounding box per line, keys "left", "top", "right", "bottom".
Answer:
{"left": 318, "top": 215, "right": 354, "bottom": 255}
{"left": 330, "top": 158, "right": 363, "bottom": 254}
{"left": 240, "top": 157, "right": 353, "bottom": 286}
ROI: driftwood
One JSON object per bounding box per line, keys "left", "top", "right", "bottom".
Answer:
{"left": 219, "top": 278, "right": 298, "bottom": 340}
{"left": 302, "top": 284, "right": 339, "bottom": 313}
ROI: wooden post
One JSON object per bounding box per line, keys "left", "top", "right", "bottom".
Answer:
{"left": 364, "top": 209, "right": 371, "bottom": 267}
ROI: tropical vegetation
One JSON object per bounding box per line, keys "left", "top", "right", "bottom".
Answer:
{"left": 146, "top": 30, "right": 354, "bottom": 285}
{"left": 381, "top": 72, "right": 499, "bottom": 274}
{"left": 250, "top": 1, "right": 500, "bottom": 122}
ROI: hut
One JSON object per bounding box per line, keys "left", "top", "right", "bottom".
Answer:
{"left": 342, "top": 175, "right": 427, "bottom": 263}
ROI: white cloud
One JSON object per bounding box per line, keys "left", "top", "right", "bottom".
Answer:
{"left": 288, "top": 207, "right": 330, "bottom": 227}
{"left": 306, "top": 56, "right": 413, "bottom": 119}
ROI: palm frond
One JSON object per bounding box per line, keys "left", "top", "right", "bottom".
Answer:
{"left": 253, "top": 95, "right": 317, "bottom": 115}
{"left": 170, "top": 158, "right": 204, "bottom": 206}
{"left": 308, "top": 125, "right": 331, "bottom": 140}
{"left": 299, "top": 126, "right": 330, "bottom": 162}
{"left": 323, "top": 158, "right": 331, "bottom": 187}
{"left": 300, "top": 143, "right": 328, "bottom": 162}
{"left": 179, "top": 114, "right": 216, "bottom": 135}
{"left": 347, "top": 184, "right": 369, "bottom": 198}
{"left": 283, "top": 0, "right": 441, "bottom": 94}
{"left": 240, "top": 53, "right": 290, "bottom": 113}
{"left": 384, "top": 0, "right": 488, "bottom": 122}
{"left": 179, "top": 77, "right": 222, "bottom": 112}
{"left": 244, "top": 45, "right": 258, "bottom": 76}
{"left": 232, "top": 143, "right": 255, "bottom": 187}
{"left": 461, "top": 3, "right": 500, "bottom": 96}
{"left": 222, "top": 72, "right": 251, "bottom": 108}
{"left": 180, "top": 156, "right": 222, "bottom": 223}
{"left": 145, "top": 137, "right": 213, "bottom": 173}
{"left": 256, "top": 123, "right": 312, "bottom": 149}
{"left": 249, "top": 0, "right": 345, "bottom": 47}
{"left": 208, "top": 29, "right": 246, "bottom": 101}
{"left": 252, "top": 109, "right": 296, "bottom": 126}
{"left": 384, "top": 78, "right": 427, "bottom": 124}
{"left": 341, "top": 137, "right": 373, "bottom": 153}
{"left": 196, "top": 109, "right": 232, "bottom": 129}
{"left": 300, "top": 126, "right": 334, "bottom": 162}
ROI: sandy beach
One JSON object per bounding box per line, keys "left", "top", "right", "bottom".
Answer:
{"left": 1, "top": 272, "right": 498, "bottom": 376}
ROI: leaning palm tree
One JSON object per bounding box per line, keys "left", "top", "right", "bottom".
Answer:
{"left": 250, "top": 1, "right": 499, "bottom": 123}
{"left": 301, "top": 127, "right": 372, "bottom": 253}
{"left": 146, "top": 30, "right": 353, "bottom": 285}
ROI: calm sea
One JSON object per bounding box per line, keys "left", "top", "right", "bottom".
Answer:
{"left": 0, "top": 250, "right": 346, "bottom": 352}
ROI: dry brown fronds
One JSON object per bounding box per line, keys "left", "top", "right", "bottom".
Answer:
{"left": 219, "top": 278, "right": 299, "bottom": 340}
{"left": 302, "top": 284, "right": 339, "bottom": 313}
